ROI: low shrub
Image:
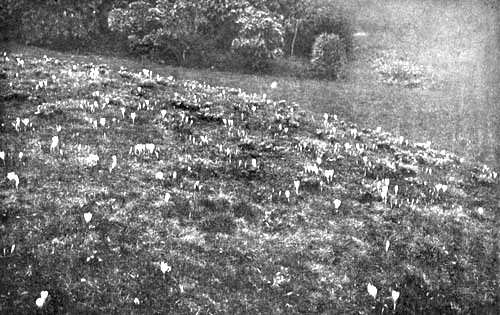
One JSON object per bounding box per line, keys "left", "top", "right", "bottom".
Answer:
{"left": 283, "top": 0, "right": 354, "bottom": 60}
{"left": 310, "top": 32, "right": 347, "bottom": 80}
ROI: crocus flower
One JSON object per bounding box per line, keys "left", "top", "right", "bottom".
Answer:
{"left": 285, "top": 190, "right": 290, "bottom": 202}
{"left": 161, "top": 109, "right": 167, "bottom": 119}
{"left": 160, "top": 261, "right": 171, "bottom": 274}
{"left": 155, "top": 171, "right": 164, "bottom": 180}
{"left": 251, "top": 158, "right": 257, "bottom": 169}
{"left": 367, "top": 283, "right": 377, "bottom": 299}
{"left": 84, "top": 212, "right": 92, "bottom": 223}
{"left": 165, "top": 192, "right": 171, "bottom": 203}
{"left": 294, "top": 180, "right": 300, "bottom": 195}
{"left": 120, "top": 107, "right": 126, "bottom": 119}
{"left": 36, "top": 290, "right": 49, "bottom": 308}
{"left": 0, "top": 151, "right": 5, "bottom": 164}
{"left": 333, "top": 199, "right": 341, "bottom": 209}
{"left": 270, "top": 81, "right": 278, "bottom": 89}
{"left": 392, "top": 290, "right": 400, "bottom": 310}
{"left": 100, "top": 118, "right": 106, "bottom": 127}
{"left": 7, "top": 172, "right": 19, "bottom": 191}
{"left": 131, "top": 112, "right": 136, "bottom": 124}
{"left": 109, "top": 155, "right": 117, "bottom": 173}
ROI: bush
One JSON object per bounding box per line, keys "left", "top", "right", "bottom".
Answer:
{"left": 310, "top": 32, "right": 347, "bottom": 80}
{"left": 230, "top": 5, "right": 284, "bottom": 72}
{"left": 283, "top": 0, "right": 354, "bottom": 60}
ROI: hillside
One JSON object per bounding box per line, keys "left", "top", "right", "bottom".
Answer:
{"left": 0, "top": 49, "right": 499, "bottom": 314}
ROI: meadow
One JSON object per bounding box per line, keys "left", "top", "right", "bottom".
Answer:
{"left": 0, "top": 44, "right": 499, "bottom": 314}
{"left": 1, "top": 0, "right": 499, "bottom": 314}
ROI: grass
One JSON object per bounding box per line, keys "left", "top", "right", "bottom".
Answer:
{"left": 0, "top": 44, "right": 499, "bottom": 314}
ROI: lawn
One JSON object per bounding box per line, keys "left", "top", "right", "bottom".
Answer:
{"left": 0, "top": 44, "right": 499, "bottom": 314}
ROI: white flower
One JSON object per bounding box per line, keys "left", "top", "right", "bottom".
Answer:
{"left": 50, "top": 135, "right": 59, "bottom": 152}
{"left": 36, "top": 290, "right": 49, "bottom": 308}
{"left": 165, "top": 192, "right": 171, "bottom": 203}
{"left": 367, "top": 283, "right": 377, "bottom": 299}
{"left": 270, "top": 81, "right": 278, "bottom": 89}
{"left": 134, "top": 297, "right": 140, "bottom": 305}
{"left": 100, "top": 117, "right": 106, "bottom": 127}
{"left": 251, "top": 158, "right": 257, "bottom": 168}
{"left": 130, "top": 112, "right": 136, "bottom": 124}
{"left": 84, "top": 212, "right": 92, "bottom": 223}
{"left": 86, "top": 154, "right": 99, "bottom": 167}
{"left": 392, "top": 289, "right": 400, "bottom": 310}
{"left": 145, "top": 143, "right": 155, "bottom": 154}
{"left": 36, "top": 297, "right": 45, "bottom": 308}
{"left": 160, "top": 261, "right": 171, "bottom": 274}
{"left": 160, "top": 109, "right": 167, "bottom": 119}
{"left": 155, "top": 171, "right": 164, "bottom": 180}
{"left": 294, "top": 180, "right": 300, "bottom": 195}
{"left": 40, "top": 291, "right": 49, "bottom": 300}
{"left": 0, "top": 151, "right": 5, "bottom": 162}
{"left": 385, "top": 239, "right": 390, "bottom": 252}
{"left": 120, "top": 107, "right": 126, "bottom": 119}
{"left": 110, "top": 155, "right": 117, "bottom": 172}
{"left": 7, "top": 172, "right": 19, "bottom": 190}
{"left": 392, "top": 289, "right": 400, "bottom": 302}
{"left": 285, "top": 190, "right": 290, "bottom": 201}
{"left": 333, "top": 199, "right": 341, "bottom": 209}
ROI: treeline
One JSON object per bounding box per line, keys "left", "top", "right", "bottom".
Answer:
{"left": 0, "top": 0, "right": 355, "bottom": 78}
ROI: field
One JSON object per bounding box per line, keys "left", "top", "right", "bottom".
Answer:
{"left": 0, "top": 43, "right": 499, "bottom": 315}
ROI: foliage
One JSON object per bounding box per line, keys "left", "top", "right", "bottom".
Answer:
{"left": 310, "top": 32, "right": 347, "bottom": 80}
{"left": 108, "top": 0, "right": 245, "bottom": 66}
{"left": 282, "top": 0, "right": 354, "bottom": 60}
{"left": 231, "top": 5, "right": 284, "bottom": 71}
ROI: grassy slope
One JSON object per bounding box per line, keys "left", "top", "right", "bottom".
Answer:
{"left": 0, "top": 47, "right": 499, "bottom": 315}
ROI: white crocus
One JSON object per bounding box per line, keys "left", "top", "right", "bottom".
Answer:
{"left": 120, "top": 107, "right": 126, "bottom": 119}
{"left": 84, "top": 212, "right": 92, "bottom": 223}
{"left": 50, "top": 135, "right": 59, "bottom": 152}
{"left": 161, "top": 109, "right": 167, "bottom": 119}
{"left": 251, "top": 158, "right": 257, "bottom": 169}
{"left": 0, "top": 151, "right": 5, "bottom": 164}
{"left": 285, "top": 190, "right": 290, "bottom": 202}
{"left": 7, "top": 172, "right": 19, "bottom": 191}
{"left": 100, "top": 117, "right": 106, "bottom": 127}
{"left": 392, "top": 289, "right": 400, "bottom": 310}
{"left": 294, "top": 180, "right": 300, "bottom": 195}
{"left": 367, "top": 283, "right": 377, "bottom": 299}
{"left": 109, "top": 155, "right": 117, "bottom": 173}
{"left": 87, "top": 154, "right": 99, "bottom": 167}
{"left": 36, "top": 290, "right": 49, "bottom": 308}
{"left": 270, "top": 81, "right": 278, "bottom": 89}
{"left": 165, "top": 192, "right": 171, "bottom": 203}
{"left": 333, "top": 199, "right": 341, "bottom": 210}
{"left": 155, "top": 171, "right": 164, "bottom": 180}
{"left": 160, "top": 261, "right": 171, "bottom": 274}
{"left": 131, "top": 112, "right": 136, "bottom": 124}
